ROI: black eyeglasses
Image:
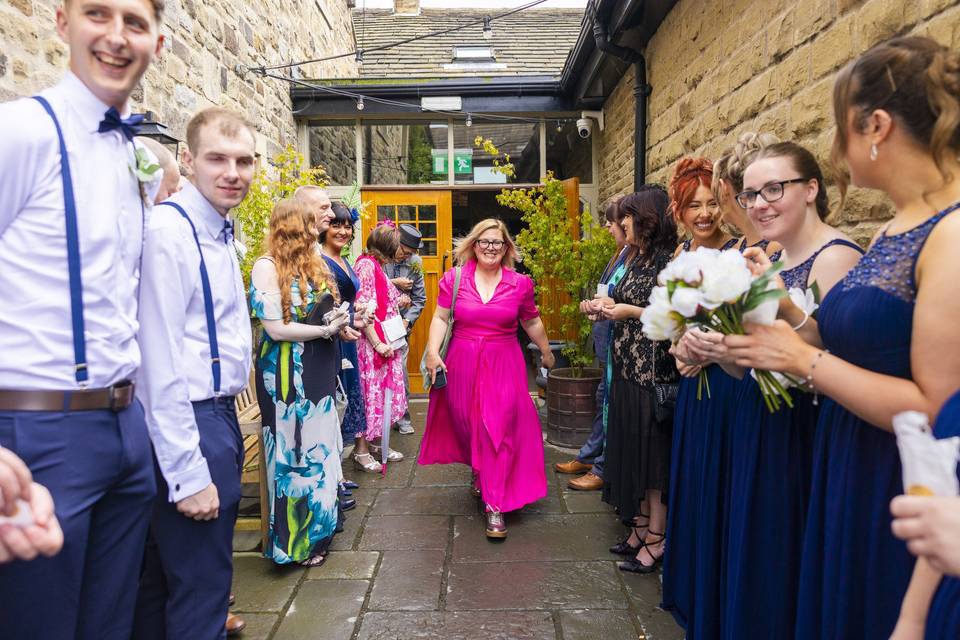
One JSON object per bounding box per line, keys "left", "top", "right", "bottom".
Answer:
{"left": 477, "top": 239, "right": 506, "bottom": 250}
{"left": 735, "top": 178, "right": 809, "bottom": 209}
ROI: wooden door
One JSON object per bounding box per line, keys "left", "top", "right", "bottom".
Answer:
{"left": 361, "top": 190, "right": 453, "bottom": 392}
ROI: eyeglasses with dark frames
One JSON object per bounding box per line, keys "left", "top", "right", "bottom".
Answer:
{"left": 476, "top": 239, "right": 506, "bottom": 250}
{"left": 735, "top": 178, "right": 809, "bottom": 209}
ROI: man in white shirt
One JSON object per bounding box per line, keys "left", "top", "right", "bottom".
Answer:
{"left": 133, "top": 107, "right": 255, "bottom": 640}
{"left": 0, "top": 1, "right": 163, "bottom": 638}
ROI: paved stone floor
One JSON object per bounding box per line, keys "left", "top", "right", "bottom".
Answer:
{"left": 231, "top": 400, "right": 684, "bottom": 640}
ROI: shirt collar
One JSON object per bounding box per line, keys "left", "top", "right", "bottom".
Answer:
{"left": 55, "top": 71, "right": 131, "bottom": 135}
{"left": 170, "top": 181, "right": 229, "bottom": 240}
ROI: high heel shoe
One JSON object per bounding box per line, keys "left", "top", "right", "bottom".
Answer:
{"left": 485, "top": 507, "right": 507, "bottom": 539}
{"left": 609, "top": 512, "right": 649, "bottom": 555}
{"left": 353, "top": 452, "right": 383, "bottom": 473}
{"left": 618, "top": 531, "right": 665, "bottom": 574}
{"left": 369, "top": 443, "right": 404, "bottom": 462}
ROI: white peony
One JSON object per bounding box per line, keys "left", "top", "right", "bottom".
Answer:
{"left": 699, "top": 249, "right": 753, "bottom": 307}
{"left": 642, "top": 287, "right": 682, "bottom": 341}
{"left": 788, "top": 287, "right": 820, "bottom": 316}
{"left": 670, "top": 286, "right": 704, "bottom": 318}
{"left": 659, "top": 249, "right": 711, "bottom": 286}
{"left": 742, "top": 281, "right": 780, "bottom": 326}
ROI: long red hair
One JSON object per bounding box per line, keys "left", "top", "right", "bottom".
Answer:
{"left": 266, "top": 199, "right": 339, "bottom": 323}
{"left": 668, "top": 157, "right": 714, "bottom": 222}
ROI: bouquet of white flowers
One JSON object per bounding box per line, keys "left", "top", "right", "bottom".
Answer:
{"left": 641, "top": 247, "right": 798, "bottom": 412}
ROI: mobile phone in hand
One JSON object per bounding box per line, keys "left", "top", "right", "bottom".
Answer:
{"left": 432, "top": 368, "right": 447, "bottom": 389}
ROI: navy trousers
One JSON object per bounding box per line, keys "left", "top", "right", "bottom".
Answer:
{"left": 132, "top": 398, "right": 244, "bottom": 640}
{"left": 575, "top": 357, "right": 607, "bottom": 478}
{"left": 0, "top": 401, "right": 156, "bottom": 640}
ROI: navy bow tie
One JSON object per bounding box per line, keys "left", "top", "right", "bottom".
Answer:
{"left": 97, "top": 107, "right": 143, "bottom": 141}
{"left": 222, "top": 219, "right": 234, "bottom": 244}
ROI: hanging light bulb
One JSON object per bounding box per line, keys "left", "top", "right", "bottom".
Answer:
{"left": 356, "top": 96, "right": 365, "bottom": 111}
{"left": 555, "top": 120, "right": 563, "bottom": 133}
{"left": 483, "top": 16, "right": 493, "bottom": 40}
{"left": 465, "top": 114, "right": 473, "bottom": 127}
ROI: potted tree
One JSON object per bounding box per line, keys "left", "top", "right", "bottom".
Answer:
{"left": 496, "top": 172, "right": 615, "bottom": 448}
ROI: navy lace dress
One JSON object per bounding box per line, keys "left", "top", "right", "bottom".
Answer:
{"left": 323, "top": 255, "right": 366, "bottom": 440}
{"left": 795, "top": 204, "right": 960, "bottom": 640}
{"left": 926, "top": 389, "right": 960, "bottom": 639}
{"left": 723, "top": 239, "right": 862, "bottom": 640}
{"left": 662, "top": 237, "right": 742, "bottom": 635}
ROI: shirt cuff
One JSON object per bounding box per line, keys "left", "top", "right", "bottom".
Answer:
{"left": 164, "top": 459, "right": 213, "bottom": 502}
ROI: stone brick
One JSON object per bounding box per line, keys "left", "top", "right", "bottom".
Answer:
{"left": 767, "top": 8, "right": 796, "bottom": 61}
{"left": 810, "top": 14, "right": 855, "bottom": 79}
{"left": 9, "top": 0, "right": 33, "bottom": 16}
{"left": 790, "top": 76, "right": 834, "bottom": 138}
{"left": 858, "top": 0, "right": 909, "bottom": 47}
{"left": 794, "top": 0, "right": 836, "bottom": 45}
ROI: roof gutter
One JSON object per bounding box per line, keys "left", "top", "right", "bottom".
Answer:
{"left": 591, "top": 0, "right": 651, "bottom": 190}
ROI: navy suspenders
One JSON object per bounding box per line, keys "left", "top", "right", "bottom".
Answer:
{"left": 157, "top": 202, "right": 223, "bottom": 396}
{"left": 33, "top": 96, "right": 89, "bottom": 385}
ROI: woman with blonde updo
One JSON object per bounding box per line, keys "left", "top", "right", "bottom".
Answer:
{"left": 250, "top": 199, "right": 349, "bottom": 567}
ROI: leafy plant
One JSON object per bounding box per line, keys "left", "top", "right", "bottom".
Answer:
{"left": 233, "top": 145, "right": 328, "bottom": 285}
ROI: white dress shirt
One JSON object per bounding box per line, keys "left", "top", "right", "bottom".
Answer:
{"left": 0, "top": 73, "right": 144, "bottom": 389}
{"left": 137, "top": 181, "right": 252, "bottom": 501}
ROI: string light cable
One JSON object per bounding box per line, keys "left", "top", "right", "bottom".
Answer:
{"left": 245, "top": 0, "right": 549, "bottom": 75}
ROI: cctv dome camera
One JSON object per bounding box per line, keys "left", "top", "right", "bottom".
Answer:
{"left": 576, "top": 117, "right": 592, "bottom": 138}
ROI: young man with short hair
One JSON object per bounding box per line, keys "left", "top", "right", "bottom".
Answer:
{"left": 0, "top": 1, "right": 163, "bottom": 637}
{"left": 133, "top": 107, "right": 256, "bottom": 640}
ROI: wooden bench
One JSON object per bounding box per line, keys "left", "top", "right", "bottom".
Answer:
{"left": 235, "top": 375, "right": 269, "bottom": 552}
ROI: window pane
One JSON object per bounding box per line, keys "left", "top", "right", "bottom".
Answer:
{"left": 363, "top": 122, "right": 448, "bottom": 185}
{"left": 307, "top": 122, "right": 356, "bottom": 186}
{"left": 418, "top": 205, "right": 437, "bottom": 221}
{"left": 377, "top": 205, "right": 396, "bottom": 222}
{"left": 421, "top": 240, "right": 438, "bottom": 256}
{"left": 418, "top": 223, "right": 437, "bottom": 238}
{"left": 451, "top": 120, "right": 539, "bottom": 184}
{"left": 546, "top": 119, "right": 593, "bottom": 183}
{"left": 396, "top": 205, "right": 415, "bottom": 221}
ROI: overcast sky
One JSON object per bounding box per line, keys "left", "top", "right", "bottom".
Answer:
{"left": 361, "top": 1, "right": 588, "bottom": 8}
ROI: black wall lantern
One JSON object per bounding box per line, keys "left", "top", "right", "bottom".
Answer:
{"left": 135, "top": 110, "right": 180, "bottom": 157}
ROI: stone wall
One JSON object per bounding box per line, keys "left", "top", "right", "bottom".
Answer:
{"left": 0, "top": 0, "right": 357, "bottom": 160}
{"left": 598, "top": 0, "right": 960, "bottom": 244}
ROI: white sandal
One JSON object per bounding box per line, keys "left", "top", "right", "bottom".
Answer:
{"left": 369, "top": 444, "right": 404, "bottom": 462}
{"left": 352, "top": 452, "right": 383, "bottom": 473}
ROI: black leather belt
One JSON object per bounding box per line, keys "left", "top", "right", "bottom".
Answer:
{"left": 0, "top": 381, "right": 135, "bottom": 412}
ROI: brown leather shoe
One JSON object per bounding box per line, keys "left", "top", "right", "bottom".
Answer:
{"left": 554, "top": 459, "right": 592, "bottom": 474}
{"left": 568, "top": 472, "right": 603, "bottom": 491}
{"left": 226, "top": 612, "right": 246, "bottom": 636}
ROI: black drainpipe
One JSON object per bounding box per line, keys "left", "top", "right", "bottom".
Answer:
{"left": 592, "top": 9, "right": 652, "bottom": 191}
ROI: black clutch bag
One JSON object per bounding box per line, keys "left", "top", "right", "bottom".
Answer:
{"left": 305, "top": 291, "right": 336, "bottom": 329}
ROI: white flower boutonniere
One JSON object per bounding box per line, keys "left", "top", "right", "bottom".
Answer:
{"left": 131, "top": 142, "right": 164, "bottom": 206}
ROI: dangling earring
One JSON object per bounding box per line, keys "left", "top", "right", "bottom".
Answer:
{"left": 870, "top": 143, "right": 878, "bottom": 161}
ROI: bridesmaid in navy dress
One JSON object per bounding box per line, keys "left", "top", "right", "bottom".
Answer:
{"left": 694, "top": 142, "right": 862, "bottom": 639}
{"left": 658, "top": 156, "right": 738, "bottom": 631}
{"left": 662, "top": 134, "right": 781, "bottom": 639}
{"left": 726, "top": 37, "right": 960, "bottom": 640}
{"left": 320, "top": 203, "right": 367, "bottom": 441}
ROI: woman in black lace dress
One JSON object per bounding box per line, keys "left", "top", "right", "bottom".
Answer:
{"left": 599, "top": 186, "right": 679, "bottom": 574}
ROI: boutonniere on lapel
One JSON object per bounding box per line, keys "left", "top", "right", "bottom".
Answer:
{"left": 406, "top": 259, "right": 423, "bottom": 276}
{"left": 131, "top": 143, "right": 163, "bottom": 206}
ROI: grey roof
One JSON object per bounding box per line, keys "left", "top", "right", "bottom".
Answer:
{"left": 353, "top": 8, "right": 586, "bottom": 79}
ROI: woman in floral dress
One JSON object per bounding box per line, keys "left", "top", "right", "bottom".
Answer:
{"left": 352, "top": 222, "right": 409, "bottom": 472}
{"left": 250, "top": 199, "right": 351, "bottom": 567}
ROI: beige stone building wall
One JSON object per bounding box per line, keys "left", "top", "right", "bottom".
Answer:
{"left": 598, "top": 0, "right": 960, "bottom": 244}
{"left": 0, "top": 0, "right": 357, "bottom": 160}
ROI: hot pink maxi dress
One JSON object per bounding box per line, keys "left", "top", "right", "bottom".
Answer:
{"left": 418, "top": 260, "right": 548, "bottom": 512}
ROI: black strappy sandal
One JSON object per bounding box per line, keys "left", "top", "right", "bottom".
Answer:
{"left": 617, "top": 531, "right": 665, "bottom": 574}
{"left": 609, "top": 512, "right": 650, "bottom": 555}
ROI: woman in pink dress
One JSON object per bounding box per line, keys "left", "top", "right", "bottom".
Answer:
{"left": 354, "top": 223, "right": 409, "bottom": 473}
{"left": 419, "top": 219, "right": 555, "bottom": 539}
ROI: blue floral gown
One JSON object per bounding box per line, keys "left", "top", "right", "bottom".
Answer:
{"left": 723, "top": 239, "right": 862, "bottom": 640}
{"left": 926, "top": 389, "right": 960, "bottom": 639}
{"left": 661, "top": 237, "right": 749, "bottom": 636}
{"left": 795, "top": 203, "right": 960, "bottom": 639}
{"left": 323, "top": 255, "right": 366, "bottom": 440}
{"left": 250, "top": 276, "right": 342, "bottom": 564}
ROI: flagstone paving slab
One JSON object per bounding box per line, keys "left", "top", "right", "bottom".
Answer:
{"left": 446, "top": 561, "right": 628, "bottom": 610}
{"left": 272, "top": 579, "right": 368, "bottom": 640}
{"left": 229, "top": 613, "right": 280, "bottom": 640}
{"left": 452, "top": 514, "right": 624, "bottom": 563}
{"left": 231, "top": 555, "right": 304, "bottom": 613}
{"left": 307, "top": 550, "right": 380, "bottom": 580}
{"left": 411, "top": 461, "right": 473, "bottom": 486}
{"left": 355, "top": 611, "right": 557, "bottom": 640}
{"left": 561, "top": 490, "right": 615, "bottom": 513}
{"left": 367, "top": 549, "right": 445, "bottom": 611}
{"left": 359, "top": 515, "right": 450, "bottom": 550}
{"left": 558, "top": 610, "right": 641, "bottom": 640}
{"left": 370, "top": 486, "right": 481, "bottom": 516}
